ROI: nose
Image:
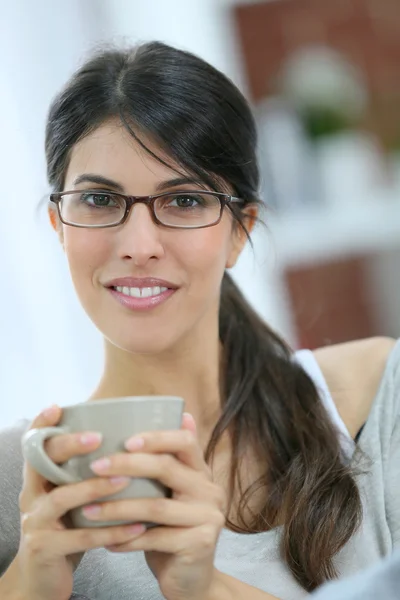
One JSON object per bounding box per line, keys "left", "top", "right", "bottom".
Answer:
{"left": 114, "top": 203, "right": 165, "bottom": 266}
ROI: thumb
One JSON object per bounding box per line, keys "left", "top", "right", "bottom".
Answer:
{"left": 31, "top": 404, "right": 62, "bottom": 429}
{"left": 181, "top": 412, "right": 197, "bottom": 437}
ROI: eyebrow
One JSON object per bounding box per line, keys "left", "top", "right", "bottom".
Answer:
{"left": 72, "top": 174, "right": 207, "bottom": 193}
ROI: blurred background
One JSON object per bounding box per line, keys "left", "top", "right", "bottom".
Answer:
{"left": 1, "top": 0, "right": 400, "bottom": 428}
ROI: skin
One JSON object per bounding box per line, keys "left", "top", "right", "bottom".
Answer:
{"left": 61, "top": 122, "right": 255, "bottom": 443}
{"left": 3, "top": 119, "right": 395, "bottom": 600}
{"left": 5, "top": 121, "right": 258, "bottom": 600}
{"left": 314, "top": 336, "right": 396, "bottom": 438}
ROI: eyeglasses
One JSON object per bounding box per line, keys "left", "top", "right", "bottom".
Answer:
{"left": 49, "top": 189, "right": 244, "bottom": 229}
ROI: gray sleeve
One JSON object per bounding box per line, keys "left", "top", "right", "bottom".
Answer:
{"left": 0, "top": 421, "right": 28, "bottom": 576}
{"left": 312, "top": 550, "right": 400, "bottom": 600}
{"left": 313, "top": 345, "right": 400, "bottom": 600}
{"left": 384, "top": 356, "right": 400, "bottom": 548}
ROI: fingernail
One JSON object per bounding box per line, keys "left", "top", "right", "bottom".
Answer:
{"left": 183, "top": 412, "right": 196, "bottom": 426}
{"left": 182, "top": 412, "right": 197, "bottom": 433}
{"left": 126, "top": 523, "right": 146, "bottom": 535}
{"left": 109, "top": 476, "right": 130, "bottom": 486}
{"left": 42, "top": 405, "right": 59, "bottom": 419}
{"left": 80, "top": 432, "right": 103, "bottom": 446}
{"left": 124, "top": 436, "right": 144, "bottom": 451}
{"left": 82, "top": 504, "right": 101, "bottom": 517}
{"left": 90, "top": 457, "right": 111, "bottom": 472}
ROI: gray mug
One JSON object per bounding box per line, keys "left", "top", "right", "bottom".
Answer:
{"left": 21, "top": 396, "right": 184, "bottom": 528}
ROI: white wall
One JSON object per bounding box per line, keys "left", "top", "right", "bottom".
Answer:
{"left": 101, "top": 0, "right": 247, "bottom": 91}
{"left": 0, "top": 1, "right": 106, "bottom": 428}
{"left": 0, "top": 0, "right": 289, "bottom": 429}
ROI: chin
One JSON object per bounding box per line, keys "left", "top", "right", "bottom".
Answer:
{"left": 103, "top": 324, "right": 182, "bottom": 357}
{"left": 116, "top": 337, "right": 175, "bottom": 356}
{"left": 87, "top": 300, "right": 206, "bottom": 357}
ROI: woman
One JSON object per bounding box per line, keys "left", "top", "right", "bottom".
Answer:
{"left": 0, "top": 41, "right": 398, "bottom": 600}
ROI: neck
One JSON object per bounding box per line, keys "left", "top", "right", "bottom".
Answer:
{"left": 89, "top": 322, "right": 222, "bottom": 448}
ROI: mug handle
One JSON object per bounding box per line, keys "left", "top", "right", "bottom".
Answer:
{"left": 22, "top": 427, "right": 80, "bottom": 485}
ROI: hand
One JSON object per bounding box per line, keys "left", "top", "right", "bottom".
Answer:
{"left": 13, "top": 406, "right": 146, "bottom": 600}
{"left": 86, "top": 413, "right": 226, "bottom": 600}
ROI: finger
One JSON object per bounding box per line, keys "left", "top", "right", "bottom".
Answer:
{"left": 24, "top": 476, "right": 131, "bottom": 528}
{"left": 90, "top": 453, "right": 218, "bottom": 500}
{"left": 30, "top": 405, "right": 62, "bottom": 430}
{"left": 181, "top": 412, "right": 197, "bottom": 436}
{"left": 106, "top": 523, "right": 220, "bottom": 555}
{"left": 81, "top": 497, "right": 224, "bottom": 529}
{"left": 22, "top": 405, "right": 63, "bottom": 497}
{"left": 44, "top": 431, "right": 103, "bottom": 464}
{"left": 124, "top": 428, "right": 207, "bottom": 473}
{"left": 25, "top": 521, "right": 146, "bottom": 558}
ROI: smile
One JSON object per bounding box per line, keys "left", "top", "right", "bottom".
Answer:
{"left": 113, "top": 286, "right": 168, "bottom": 298}
{"left": 108, "top": 285, "right": 176, "bottom": 311}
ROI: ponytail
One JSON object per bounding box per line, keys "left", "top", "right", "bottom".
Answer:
{"left": 206, "top": 272, "right": 362, "bottom": 591}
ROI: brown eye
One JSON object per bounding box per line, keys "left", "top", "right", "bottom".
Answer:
{"left": 81, "top": 192, "right": 117, "bottom": 207}
{"left": 166, "top": 194, "right": 207, "bottom": 208}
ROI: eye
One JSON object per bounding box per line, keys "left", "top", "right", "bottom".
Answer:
{"left": 167, "top": 194, "right": 205, "bottom": 208}
{"left": 81, "top": 192, "right": 119, "bottom": 208}
{"left": 154, "top": 192, "right": 221, "bottom": 228}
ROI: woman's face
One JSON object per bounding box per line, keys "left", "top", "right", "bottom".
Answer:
{"left": 58, "top": 121, "right": 251, "bottom": 355}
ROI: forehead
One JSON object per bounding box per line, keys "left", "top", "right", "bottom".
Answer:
{"left": 64, "top": 121, "right": 185, "bottom": 190}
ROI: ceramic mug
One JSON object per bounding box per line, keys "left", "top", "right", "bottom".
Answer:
{"left": 22, "top": 396, "right": 184, "bottom": 528}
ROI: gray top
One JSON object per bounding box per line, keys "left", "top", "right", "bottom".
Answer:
{"left": 312, "top": 549, "right": 400, "bottom": 600}
{"left": 0, "top": 342, "right": 400, "bottom": 600}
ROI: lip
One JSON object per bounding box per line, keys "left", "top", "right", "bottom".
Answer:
{"left": 104, "top": 277, "right": 179, "bottom": 289}
{"left": 104, "top": 277, "right": 179, "bottom": 313}
{"left": 108, "top": 286, "right": 176, "bottom": 312}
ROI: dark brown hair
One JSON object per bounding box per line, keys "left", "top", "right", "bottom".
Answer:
{"left": 45, "top": 41, "right": 362, "bottom": 591}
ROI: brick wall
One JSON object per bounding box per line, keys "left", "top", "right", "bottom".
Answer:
{"left": 233, "top": 0, "right": 399, "bottom": 347}
{"left": 284, "top": 256, "right": 379, "bottom": 348}
{"left": 234, "top": 0, "right": 400, "bottom": 146}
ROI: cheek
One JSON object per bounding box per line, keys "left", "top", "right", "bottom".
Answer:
{"left": 64, "top": 229, "right": 110, "bottom": 286}
{"left": 170, "top": 226, "right": 231, "bottom": 282}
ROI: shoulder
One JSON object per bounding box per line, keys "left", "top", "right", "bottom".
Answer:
{"left": 0, "top": 419, "right": 29, "bottom": 449}
{"left": 0, "top": 419, "right": 27, "bottom": 486}
{"left": 0, "top": 419, "right": 27, "bottom": 490}
{"left": 312, "top": 337, "right": 397, "bottom": 438}
{"left": 0, "top": 420, "right": 27, "bottom": 575}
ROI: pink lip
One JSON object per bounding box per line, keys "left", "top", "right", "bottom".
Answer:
{"left": 104, "top": 277, "right": 178, "bottom": 312}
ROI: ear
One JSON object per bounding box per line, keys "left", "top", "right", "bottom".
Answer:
{"left": 226, "top": 204, "right": 258, "bottom": 269}
{"left": 48, "top": 206, "right": 64, "bottom": 247}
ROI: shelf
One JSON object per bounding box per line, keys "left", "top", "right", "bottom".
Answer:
{"left": 267, "top": 194, "right": 400, "bottom": 269}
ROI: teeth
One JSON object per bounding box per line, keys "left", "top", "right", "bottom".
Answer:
{"left": 141, "top": 287, "right": 152, "bottom": 298}
{"left": 115, "top": 286, "right": 168, "bottom": 298}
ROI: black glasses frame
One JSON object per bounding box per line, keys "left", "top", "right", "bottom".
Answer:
{"left": 49, "top": 189, "right": 245, "bottom": 230}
